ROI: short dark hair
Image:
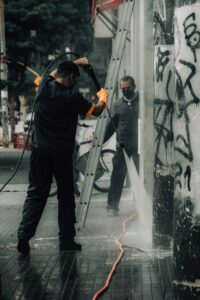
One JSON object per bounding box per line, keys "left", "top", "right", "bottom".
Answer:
{"left": 56, "top": 61, "right": 80, "bottom": 78}
{"left": 120, "top": 76, "right": 136, "bottom": 88}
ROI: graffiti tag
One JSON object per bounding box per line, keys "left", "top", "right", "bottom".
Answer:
{"left": 183, "top": 13, "right": 200, "bottom": 62}
{"left": 154, "top": 46, "right": 174, "bottom": 166}
{"left": 156, "top": 47, "right": 170, "bottom": 82}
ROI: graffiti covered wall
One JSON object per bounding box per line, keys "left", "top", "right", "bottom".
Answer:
{"left": 153, "top": 0, "right": 175, "bottom": 247}
{"left": 174, "top": 4, "right": 200, "bottom": 209}
{"left": 173, "top": 3, "right": 200, "bottom": 282}
{"left": 154, "top": 45, "right": 174, "bottom": 167}
{"left": 153, "top": 45, "right": 175, "bottom": 246}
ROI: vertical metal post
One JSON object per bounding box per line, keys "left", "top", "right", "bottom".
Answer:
{"left": 138, "top": 0, "right": 145, "bottom": 183}
{"left": 0, "top": 0, "right": 9, "bottom": 147}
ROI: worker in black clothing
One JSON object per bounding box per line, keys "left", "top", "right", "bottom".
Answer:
{"left": 104, "top": 75, "right": 139, "bottom": 216}
{"left": 17, "top": 58, "right": 108, "bottom": 254}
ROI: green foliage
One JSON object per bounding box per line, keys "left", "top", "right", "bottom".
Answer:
{"left": 0, "top": 80, "right": 8, "bottom": 90}
{"left": 4, "top": 0, "right": 93, "bottom": 101}
{"left": 5, "top": 0, "right": 92, "bottom": 60}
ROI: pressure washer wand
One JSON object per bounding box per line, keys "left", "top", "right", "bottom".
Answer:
{"left": 81, "top": 64, "right": 101, "bottom": 92}
{"left": 82, "top": 63, "right": 120, "bottom": 135}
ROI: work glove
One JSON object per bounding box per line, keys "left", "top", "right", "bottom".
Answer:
{"left": 34, "top": 75, "right": 42, "bottom": 87}
{"left": 34, "top": 75, "right": 42, "bottom": 92}
{"left": 96, "top": 88, "right": 109, "bottom": 107}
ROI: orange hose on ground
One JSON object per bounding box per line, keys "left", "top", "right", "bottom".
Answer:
{"left": 92, "top": 212, "right": 137, "bottom": 300}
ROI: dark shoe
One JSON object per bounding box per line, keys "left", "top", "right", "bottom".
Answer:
{"left": 17, "top": 239, "right": 30, "bottom": 255}
{"left": 59, "top": 240, "right": 82, "bottom": 252}
{"left": 106, "top": 205, "right": 119, "bottom": 210}
{"left": 107, "top": 206, "right": 119, "bottom": 216}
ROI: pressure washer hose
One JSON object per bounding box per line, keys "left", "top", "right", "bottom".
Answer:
{"left": 0, "top": 52, "right": 80, "bottom": 193}
{"left": 92, "top": 213, "right": 138, "bottom": 300}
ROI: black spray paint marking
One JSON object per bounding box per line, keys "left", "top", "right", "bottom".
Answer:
{"left": 156, "top": 47, "right": 170, "bottom": 82}
{"left": 184, "top": 165, "right": 191, "bottom": 191}
{"left": 175, "top": 59, "right": 200, "bottom": 162}
{"left": 175, "top": 162, "right": 183, "bottom": 189}
{"left": 183, "top": 12, "right": 200, "bottom": 63}
{"left": 154, "top": 98, "right": 174, "bottom": 165}
{"left": 154, "top": 47, "right": 174, "bottom": 165}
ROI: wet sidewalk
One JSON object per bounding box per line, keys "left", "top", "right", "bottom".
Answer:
{"left": 0, "top": 184, "right": 173, "bottom": 300}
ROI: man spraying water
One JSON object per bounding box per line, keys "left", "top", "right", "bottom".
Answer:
{"left": 17, "top": 57, "right": 108, "bottom": 254}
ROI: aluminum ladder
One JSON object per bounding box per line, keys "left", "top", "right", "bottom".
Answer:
{"left": 76, "top": 0, "right": 135, "bottom": 229}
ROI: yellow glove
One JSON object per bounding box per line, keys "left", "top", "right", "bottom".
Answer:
{"left": 34, "top": 75, "right": 42, "bottom": 87}
{"left": 34, "top": 75, "right": 42, "bottom": 93}
{"left": 96, "top": 88, "right": 109, "bottom": 107}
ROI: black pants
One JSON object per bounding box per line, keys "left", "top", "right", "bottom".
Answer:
{"left": 73, "top": 143, "right": 79, "bottom": 184}
{"left": 107, "top": 147, "right": 139, "bottom": 210}
{"left": 18, "top": 147, "right": 76, "bottom": 245}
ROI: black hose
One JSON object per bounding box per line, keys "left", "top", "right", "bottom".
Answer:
{"left": 0, "top": 52, "right": 80, "bottom": 193}
{"left": 81, "top": 65, "right": 117, "bottom": 132}
{"left": 81, "top": 64, "right": 101, "bottom": 91}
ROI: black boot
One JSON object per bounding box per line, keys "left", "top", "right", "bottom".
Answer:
{"left": 17, "top": 239, "right": 30, "bottom": 255}
{"left": 59, "top": 240, "right": 82, "bottom": 251}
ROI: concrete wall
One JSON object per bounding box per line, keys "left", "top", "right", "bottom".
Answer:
{"left": 94, "top": 10, "right": 114, "bottom": 38}
{"left": 152, "top": 0, "right": 175, "bottom": 247}
{"left": 173, "top": 1, "right": 200, "bottom": 290}
{"left": 138, "top": 0, "right": 154, "bottom": 196}
{"left": 150, "top": 0, "right": 200, "bottom": 293}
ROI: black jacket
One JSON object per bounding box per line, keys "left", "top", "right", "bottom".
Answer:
{"left": 32, "top": 76, "right": 92, "bottom": 154}
{"left": 104, "top": 92, "right": 139, "bottom": 152}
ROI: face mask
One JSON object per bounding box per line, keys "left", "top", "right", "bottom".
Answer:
{"left": 122, "top": 88, "right": 134, "bottom": 99}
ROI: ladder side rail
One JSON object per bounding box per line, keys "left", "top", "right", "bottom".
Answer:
{"left": 76, "top": 111, "right": 108, "bottom": 222}
{"left": 76, "top": 83, "right": 118, "bottom": 224}
{"left": 76, "top": 110, "right": 112, "bottom": 228}
{"left": 103, "top": 2, "right": 129, "bottom": 88}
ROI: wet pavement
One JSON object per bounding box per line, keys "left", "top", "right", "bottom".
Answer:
{"left": 0, "top": 148, "right": 174, "bottom": 300}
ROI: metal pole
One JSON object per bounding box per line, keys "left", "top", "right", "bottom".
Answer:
{"left": 0, "top": 0, "right": 9, "bottom": 147}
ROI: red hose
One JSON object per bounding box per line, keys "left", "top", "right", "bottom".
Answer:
{"left": 92, "top": 212, "right": 137, "bottom": 300}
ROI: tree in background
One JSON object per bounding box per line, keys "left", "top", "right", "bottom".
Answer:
{"left": 4, "top": 0, "right": 93, "bottom": 131}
